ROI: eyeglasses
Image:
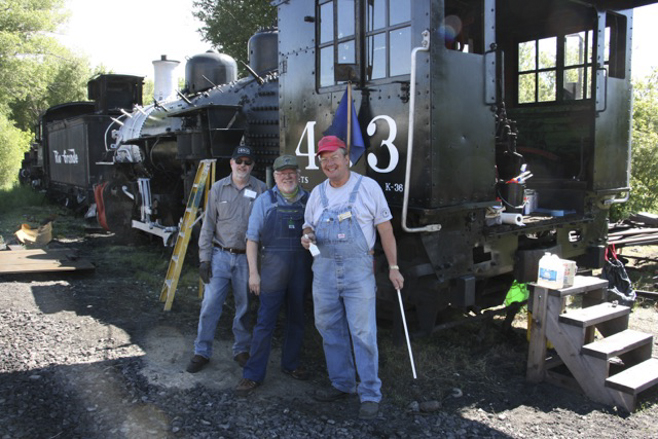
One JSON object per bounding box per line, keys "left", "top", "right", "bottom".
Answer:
{"left": 318, "top": 153, "right": 344, "bottom": 164}
{"left": 235, "top": 158, "right": 253, "bottom": 166}
{"left": 275, "top": 170, "right": 297, "bottom": 178}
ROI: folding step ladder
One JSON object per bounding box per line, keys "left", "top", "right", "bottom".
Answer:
{"left": 159, "top": 159, "right": 216, "bottom": 311}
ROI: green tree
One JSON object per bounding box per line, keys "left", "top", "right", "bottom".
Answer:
{"left": 0, "top": 0, "right": 91, "bottom": 187}
{"left": 192, "top": 0, "right": 276, "bottom": 74}
{"left": 626, "top": 69, "right": 658, "bottom": 215}
{"left": 0, "top": 113, "right": 32, "bottom": 189}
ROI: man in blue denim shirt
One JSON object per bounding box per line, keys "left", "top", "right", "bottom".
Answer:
{"left": 301, "top": 136, "right": 404, "bottom": 420}
{"left": 235, "top": 154, "right": 312, "bottom": 394}
{"left": 186, "top": 145, "right": 267, "bottom": 373}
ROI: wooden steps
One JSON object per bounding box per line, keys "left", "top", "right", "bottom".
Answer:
{"left": 582, "top": 329, "right": 653, "bottom": 360}
{"left": 606, "top": 358, "right": 658, "bottom": 395}
{"left": 527, "top": 275, "right": 658, "bottom": 411}
{"left": 559, "top": 302, "right": 630, "bottom": 328}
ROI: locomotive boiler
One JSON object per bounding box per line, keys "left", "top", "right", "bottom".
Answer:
{"left": 23, "top": 0, "right": 656, "bottom": 333}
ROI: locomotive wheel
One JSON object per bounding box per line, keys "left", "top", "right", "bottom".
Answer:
{"left": 101, "top": 181, "right": 137, "bottom": 238}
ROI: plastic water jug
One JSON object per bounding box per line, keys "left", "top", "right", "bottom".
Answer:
{"left": 537, "top": 252, "right": 565, "bottom": 289}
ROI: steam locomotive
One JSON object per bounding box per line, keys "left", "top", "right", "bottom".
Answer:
{"left": 22, "top": 0, "right": 653, "bottom": 332}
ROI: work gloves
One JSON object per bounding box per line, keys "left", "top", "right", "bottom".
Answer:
{"left": 199, "top": 261, "right": 212, "bottom": 284}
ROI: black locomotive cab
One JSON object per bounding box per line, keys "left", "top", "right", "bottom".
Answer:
{"left": 277, "top": 0, "right": 638, "bottom": 332}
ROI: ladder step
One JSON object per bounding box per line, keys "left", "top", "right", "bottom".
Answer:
{"left": 558, "top": 302, "right": 630, "bottom": 328}
{"left": 582, "top": 329, "right": 653, "bottom": 360}
{"left": 605, "top": 358, "right": 658, "bottom": 395}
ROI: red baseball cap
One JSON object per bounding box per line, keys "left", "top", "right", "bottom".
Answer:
{"left": 317, "top": 135, "right": 346, "bottom": 156}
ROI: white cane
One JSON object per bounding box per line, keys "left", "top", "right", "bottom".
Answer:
{"left": 397, "top": 288, "right": 417, "bottom": 379}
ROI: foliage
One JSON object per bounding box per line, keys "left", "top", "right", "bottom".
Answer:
{"left": 8, "top": 45, "right": 90, "bottom": 132}
{"left": 0, "top": 113, "right": 32, "bottom": 189}
{"left": 0, "top": 0, "right": 92, "bottom": 188}
{"left": 0, "top": 183, "right": 46, "bottom": 213}
{"left": 629, "top": 70, "right": 658, "bottom": 212}
{"left": 192, "top": 0, "right": 277, "bottom": 75}
{"left": 612, "top": 69, "right": 658, "bottom": 220}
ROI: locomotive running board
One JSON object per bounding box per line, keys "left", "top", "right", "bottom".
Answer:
{"left": 131, "top": 220, "right": 178, "bottom": 247}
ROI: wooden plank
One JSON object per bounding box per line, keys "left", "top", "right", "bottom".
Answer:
{"left": 526, "top": 284, "right": 549, "bottom": 383}
{"left": 0, "top": 248, "right": 77, "bottom": 262}
{"left": 0, "top": 249, "right": 94, "bottom": 274}
{"left": 606, "top": 358, "right": 658, "bottom": 395}
{"left": 559, "top": 302, "right": 630, "bottom": 328}
{"left": 582, "top": 330, "right": 653, "bottom": 360}
{"left": 545, "top": 275, "right": 608, "bottom": 298}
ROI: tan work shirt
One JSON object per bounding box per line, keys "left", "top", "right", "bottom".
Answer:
{"left": 198, "top": 173, "right": 266, "bottom": 262}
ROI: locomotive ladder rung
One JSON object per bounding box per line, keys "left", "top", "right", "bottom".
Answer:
{"left": 160, "top": 159, "right": 216, "bottom": 311}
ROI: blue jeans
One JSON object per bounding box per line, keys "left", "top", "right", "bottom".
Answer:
{"left": 243, "top": 251, "right": 310, "bottom": 383}
{"left": 193, "top": 247, "right": 251, "bottom": 358}
{"left": 312, "top": 253, "right": 381, "bottom": 403}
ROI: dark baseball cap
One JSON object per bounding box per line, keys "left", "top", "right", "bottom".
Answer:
{"left": 273, "top": 155, "right": 299, "bottom": 171}
{"left": 232, "top": 145, "right": 255, "bottom": 160}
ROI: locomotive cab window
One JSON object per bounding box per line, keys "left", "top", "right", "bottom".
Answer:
{"left": 516, "top": 13, "right": 626, "bottom": 105}
{"left": 317, "top": 0, "right": 411, "bottom": 88}
{"left": 444, "top": 0, "right": 485, "bottom": 54}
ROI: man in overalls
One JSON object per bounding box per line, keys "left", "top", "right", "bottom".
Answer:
{"left": 301, "top": 136, "right": 404, "bottom": 420}
{"left": 235, "top": 154, "right": 312, "bottom": 394}
{"left": 186, "top": 145, "right": 267, "bottom": 374}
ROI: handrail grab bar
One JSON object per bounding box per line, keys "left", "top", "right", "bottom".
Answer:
{"left": 402, "top": 30, "right": 441, "bottom": 233}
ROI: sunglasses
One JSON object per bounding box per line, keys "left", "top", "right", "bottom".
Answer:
{"left": 235, "top": 158, "right": 253, "bottom": 166}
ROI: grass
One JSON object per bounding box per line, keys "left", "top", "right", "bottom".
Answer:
{"left": 0, "top": 185, "right": 87, "bottom": 244}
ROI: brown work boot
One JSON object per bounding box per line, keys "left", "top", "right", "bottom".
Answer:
{"left": 233, "top": 352, "right": 250, "bottom": 367}
{"left": 186, "top": 355, "right": 209, "bottom": 373}
{"left": 359, "top": 401, "right": 379, "bottom": 419}
{"left": 235, "top": 378, "right": 260, "bottom": 396}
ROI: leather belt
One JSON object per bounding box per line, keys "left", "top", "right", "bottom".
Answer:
{"left": 213, "top": 243, "right": 246, "bottom": 254}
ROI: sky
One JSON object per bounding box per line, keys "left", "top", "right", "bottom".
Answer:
{"left": 56, "top": 0, "right": 211, "bottom": 79}
{"left": 56, "top": 1, "right": 658, "bottom": 81}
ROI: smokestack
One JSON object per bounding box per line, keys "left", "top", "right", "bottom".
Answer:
{"left": 152, "top": 55, "right": 180, "bottom": 101}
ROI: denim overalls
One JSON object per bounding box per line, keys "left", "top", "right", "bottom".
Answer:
{"left": 243, "top": 190, "right": 311, "bottom": 383}
{"left": 312, "top": 176, "right": 381, "bottom": 403}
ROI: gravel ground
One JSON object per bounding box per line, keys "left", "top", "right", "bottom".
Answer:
{"left": 1, "top": 233, "right": 657, "bottom": 439}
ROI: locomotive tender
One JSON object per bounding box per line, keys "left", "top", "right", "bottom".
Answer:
{"left": 24, "top": 0, "right": 656, "bottom": 331}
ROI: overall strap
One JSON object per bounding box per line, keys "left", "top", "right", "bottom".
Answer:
{"left": 348, "top": 175, "right": 364, "bottom": 206}
{"left": 268, "top": 188, "right": 278, "bottom": 204}
{"left": 319, "top": 180, "right": 329, "bottom": 209}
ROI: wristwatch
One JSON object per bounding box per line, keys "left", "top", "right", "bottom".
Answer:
{"left": 389, "top": 265, "right": 399, "bottom": 270}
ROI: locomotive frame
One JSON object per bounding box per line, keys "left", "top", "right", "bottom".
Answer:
{"left": 23, "top": 0, "right": 657, "bottom": 332}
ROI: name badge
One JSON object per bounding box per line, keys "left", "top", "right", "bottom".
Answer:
{"left": 338, "top": 211, "right": 352, "bottom": 222}
{"left": 244, "top": 189, "right": 257, "bottom": 199}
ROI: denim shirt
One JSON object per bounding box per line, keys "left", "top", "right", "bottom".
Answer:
{"left": 246, "top": 186, "right": 309, "bottom": 244}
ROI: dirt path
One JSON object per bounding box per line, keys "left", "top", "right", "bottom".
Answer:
{"left": 0, "top": 226, "right": 657, "bottom": 438}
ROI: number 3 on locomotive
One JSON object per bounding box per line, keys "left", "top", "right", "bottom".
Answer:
{"left": 295, "top": 116, "right": 399, "bottom": 173}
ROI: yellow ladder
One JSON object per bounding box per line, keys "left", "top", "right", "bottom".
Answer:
{"left": 160, "top": 159, "right": 216, "bottom": 311}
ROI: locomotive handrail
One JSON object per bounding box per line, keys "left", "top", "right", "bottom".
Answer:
{"left": 402, "top": 30, "right": 441, "bottom": 234}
